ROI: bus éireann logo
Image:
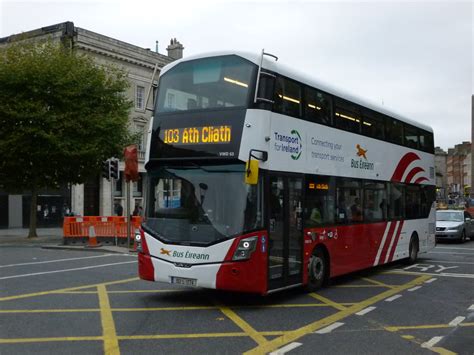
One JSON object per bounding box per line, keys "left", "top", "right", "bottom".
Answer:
{"left": 273, "top": 129, "right": 302, "bottom": 160}
{"left": 160, "top": 248, "right": 171, "bottom": 256}
{"left": 351, "top": 143, "right": 374, "bottom": 171}
{"left": 356, "top": 144, "right": 368, "bottom": 160}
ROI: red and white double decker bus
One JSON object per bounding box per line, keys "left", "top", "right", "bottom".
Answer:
{"left": 137, "top": 51, "right": 436, "bottom": 294}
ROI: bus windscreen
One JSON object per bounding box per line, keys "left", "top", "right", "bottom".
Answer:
{"left": 155, "top": 55, "right": 257, "bottom": 113}
{"left": 144, "top": 164, "right": 263, "bottom": 244}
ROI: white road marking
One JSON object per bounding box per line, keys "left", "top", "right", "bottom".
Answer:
{"left": 314, "top": 322, "right": 345, "bottom": 334}
{"left": 408, "top": 286, "right": 422, "bottom": 292}
{"left": 426, "top": 260, "right": 474, "bottom": 265}
{"left": 428, "top": 252, "right": 474, "bottom": 255}
{"left": 424, "top": 278, "right": 437, "bottom": 283}
{"left": 393, "top": 270, "right": 474, "bottom": 279}
{"left": 270, "top": 342, "right": 302, "bottom": 354}
{"left": 0, "top": 261, "right": 137, "bottom": 280}
{"left": 356, "top": 306, "right": 376, "bottom": 316}
{"left": 448, "top": 316, "right": 465, "bottom": 326}
{"left": 0, "top": 254, "right": 122, "bottom": 268}
{"left": 434, "top": 246, "right": 474, "bottom": 250}
{"left": 421, "top": 336, "right": 443, "bottom": 349}
{"left": 385, "top": 295, "right": 402, "bottom": 302}
{"left": 468, "top": 304, "right": 474, "bottom": 311}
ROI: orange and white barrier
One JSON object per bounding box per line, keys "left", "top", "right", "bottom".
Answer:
{"left": 63, "top": 216, "right": 142, "bottom": 245}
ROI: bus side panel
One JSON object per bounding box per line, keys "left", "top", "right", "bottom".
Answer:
{"left": 304, "top": 216, "right": 435, "bottom": 281}
{"left": 216, "top": 232, "right": 268, "bottom": 294}
{"left": 305, "top": 223, "right": 393, "bottom": 278}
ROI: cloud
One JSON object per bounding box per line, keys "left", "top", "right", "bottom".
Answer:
{"left": 1, "top": 0, "right": 471, "bottom": 150}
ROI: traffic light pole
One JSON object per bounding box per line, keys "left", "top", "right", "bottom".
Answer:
{"left": 111, "top": 176, "right": 117, "bottom": 246}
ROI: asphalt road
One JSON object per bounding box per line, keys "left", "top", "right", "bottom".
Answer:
{"left": 0, "top": 240, "right": 473, "bottom": 355}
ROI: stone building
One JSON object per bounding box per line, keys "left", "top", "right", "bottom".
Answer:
{"left": 471, "top": 95, "right": 474, "bottom": 199}
{"left": 434, "top": 147, "right": 448, "bottom": 200}
{"left": 446, "top": 141, "right": 471, "bottom": 199}
{"left": 0, "top": 22, "right": 184, "bottom": 228}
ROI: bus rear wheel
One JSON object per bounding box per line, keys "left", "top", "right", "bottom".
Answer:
{"left": 405, "top": 235, "right": 419, "bottom": 265}
{"left": 306, "top": 248, "right": 327, "bottom": 292}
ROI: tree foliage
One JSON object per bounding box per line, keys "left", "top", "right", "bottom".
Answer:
{"left": 0, "top": 40, "right": 132, "bottom": 189}
{"left": 0, "top": 39, "right": 133, "bottom": 236}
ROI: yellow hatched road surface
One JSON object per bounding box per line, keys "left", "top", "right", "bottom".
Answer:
{"left": 0, "top": 273, "right": 470, "bottom": 355}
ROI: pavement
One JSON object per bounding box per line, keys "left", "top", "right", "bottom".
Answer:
{"left": 0, "top": 227, "right": 133, "bottom": 254}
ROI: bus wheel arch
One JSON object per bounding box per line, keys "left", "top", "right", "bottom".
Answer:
{"left": 306, "top": 244, "right": 330, "bottom": 292}
{"left": 405, "top": 233, "right": 419, "bottom": 265}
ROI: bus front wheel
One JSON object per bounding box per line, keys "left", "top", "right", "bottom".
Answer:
{"left": 306, "top": 248, "right": 327, "bottom": 292}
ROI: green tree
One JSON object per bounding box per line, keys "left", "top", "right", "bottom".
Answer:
{"left": 0, "top": 40, "right": 133, "bottom": 238}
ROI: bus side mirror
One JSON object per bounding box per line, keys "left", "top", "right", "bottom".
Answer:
{"left": 245, "top": 160, "right": 259, "bottom": 185}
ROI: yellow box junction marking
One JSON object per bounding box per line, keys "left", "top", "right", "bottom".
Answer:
{"left": 361, "top": 277, "right": 395, "bottom": 289}
{"left": 308, "top": 293, "right": 348, "bottom": 311}
{"left": 244, "top": 275, "right": 431, "bottom": 355}
{"left": 98, "top": 285, "right": 120, "bottom": 355}
{"left": 218, "top": 305, "right": 268, "bottom": 345}
{"left": 0, "top": 336, "right": 103, "bottom": 344}
{"left": 2, "top": 272, "right": 461, "bottom": 355}
{"left": 0, "top": 277, "right": 139, "bottom": 302}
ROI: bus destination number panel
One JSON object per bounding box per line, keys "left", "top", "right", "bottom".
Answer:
{"left": 151, "top": 109, "right": 246, "bottom": 160}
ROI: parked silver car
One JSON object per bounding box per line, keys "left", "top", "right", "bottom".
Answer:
{"left": 436, "top": 210, "right": 474, "bottom": 243}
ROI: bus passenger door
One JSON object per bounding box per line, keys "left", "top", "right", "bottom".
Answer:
{"left": 267, "top": 175, "right": 303, "bottom": 291}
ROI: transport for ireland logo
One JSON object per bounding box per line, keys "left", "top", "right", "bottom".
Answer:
{"left": 274, "top": 129, "right": 302, "bottom": 160}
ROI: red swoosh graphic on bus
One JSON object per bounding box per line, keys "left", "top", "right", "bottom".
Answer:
{"left": 378, "top": 222, "right": 397, "bottom": 264}
{"left": 405, "top": 167, "right": 425, "bottom": 184}
{"left": 391, "top": 152, "right": 420, "bottom": 182}
{"left": 414, "top": 177, "right": 429, "bottom": 184}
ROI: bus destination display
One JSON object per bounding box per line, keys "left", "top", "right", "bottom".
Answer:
{"left": 161, "top": 125, "right": 232, "bottom": 145}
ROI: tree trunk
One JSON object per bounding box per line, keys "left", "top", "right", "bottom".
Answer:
{"left": 28, "top": 186, "right": 38, "bottom": 238}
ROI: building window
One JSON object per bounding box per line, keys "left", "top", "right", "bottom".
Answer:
{"left": 136, "top": 85, "right": 145, "bottom": 110}
{"left": 136, "top": 124, "right": 145, "bottom": 152}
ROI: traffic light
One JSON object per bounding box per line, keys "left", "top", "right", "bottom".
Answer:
{"left": 110, "top": 159, "right": 119, "bottom": 180}
{"left": 102, "top": 160, "right": 110, "bottom": 180}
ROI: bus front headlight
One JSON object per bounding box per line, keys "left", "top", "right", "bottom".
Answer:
{"left": 232, "top": 236, "right": 258, "bottom": 261}
{"left": 135, "top": 233, "right": 142, "bottom": 252}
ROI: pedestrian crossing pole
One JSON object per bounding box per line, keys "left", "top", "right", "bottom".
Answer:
{"left": 126, "top": 180, "right": 131, "bottom": 248}
{"left": 124, "top": 145, "right": 139, "bottom": 250}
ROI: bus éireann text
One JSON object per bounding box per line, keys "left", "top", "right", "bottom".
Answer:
{"left": 136, "top": 50, "right": 436, "bottom": 294}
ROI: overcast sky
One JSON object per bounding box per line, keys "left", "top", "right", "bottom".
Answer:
{"left": 1, "top": 0, "right": 472, "bottom": 150}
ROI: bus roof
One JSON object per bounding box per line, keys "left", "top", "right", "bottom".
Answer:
{"left": 160, "top": 50, "right": 433, "bottom": 133}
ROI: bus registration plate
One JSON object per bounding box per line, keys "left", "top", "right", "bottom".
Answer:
{"left": 171, "top": 277, "right": 197, "bottom": 287}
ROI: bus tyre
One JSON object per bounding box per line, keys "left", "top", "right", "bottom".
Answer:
{"left": 306, "top": 248, "right": 327, "bottom": 292}
{"left": 405, "top": 236, "right": 419, "bottom": 265}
